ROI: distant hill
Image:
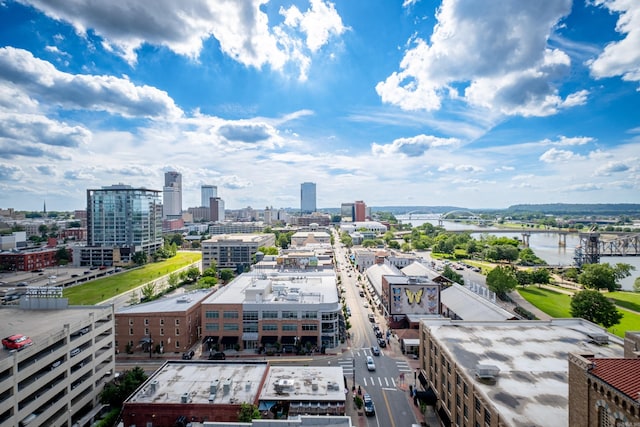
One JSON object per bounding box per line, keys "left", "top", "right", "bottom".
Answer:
{"left": 504, "top": 203, "right": 640, "bottom": 216}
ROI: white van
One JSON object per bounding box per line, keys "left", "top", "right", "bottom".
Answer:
{"left": 366, "top": 355, "right": 376, "bottom": 371}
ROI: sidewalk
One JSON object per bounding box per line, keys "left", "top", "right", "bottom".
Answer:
{"left": 507, "top": 289, "right": 552, "bottom": 320}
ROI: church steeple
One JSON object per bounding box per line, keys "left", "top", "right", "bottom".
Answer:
{"left": 43, "top": 200, "right": 47, "bottom": 217}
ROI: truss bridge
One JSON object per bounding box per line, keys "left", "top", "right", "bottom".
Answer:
{"left": 574, "top": 232, "right": 640, "bottom": 266}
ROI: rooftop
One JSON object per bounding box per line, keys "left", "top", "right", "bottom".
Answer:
{"left": 259, "top": 366, "right": 346, "bottom": 402}
{"left": 203, "top": 271, "right": 338, "bottom": 306}
{"left": 203, "top": 233, "right": 273, "bottom": 243}
{"left": 127, "top": 361, "right": 268, "bottom": 405}
{"left": 116, "top": 289, "right": 213, "bottom": 314}
{"left": 424, "top": 318, "right": 625, "bottom": 427}
{"left": 440, "top": 283, "right": 515, "bottom": 321}
{"left": 588, "top": 358, "right": 640, "bottom": 400}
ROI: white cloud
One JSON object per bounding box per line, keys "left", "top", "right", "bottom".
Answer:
{"left": 0, "top": 47, "right": 183, "bottom": 119}
{"left": 540, "top": 135, "right": 595, "bottom": 146}
{"left": 375, "top": 0, "right": 586, "bottom": 116}
{"left": 588, "top": 0, "right": 640, "bottom": 87}
{"left": 17, "top": 0, "right": 346, "bottom": 80}
{"left": 539, "top": 147, "right": 581, "bottom": 163}
{"left": 595, "top": 160, "right": 631, "bottom": 176}
{"left": 371, "top": 134, "right": 459, "bottom": 157}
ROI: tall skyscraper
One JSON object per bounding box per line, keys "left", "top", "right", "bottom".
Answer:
{"left": 354, "top": 200, "right": 367, "bottom": 221}
{"left": 209, "top": 197, "right": 225, "bottom": 222}
{"left": 163, "top": 171, "right": 182, "bottom": 218}
{"left": 300, "top": 182, "right": 316, "bottom": 213}
{"left": 87, "top": 184, "right": 163, "bottom": 258}
{"left": 201, "top": 185, "right": 218, "bottom": 207}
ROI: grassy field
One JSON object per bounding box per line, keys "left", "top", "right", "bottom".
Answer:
{"left": 517, "top": 286, "right": 572, "bottom": 318}
{"left": 63, "top": 251, "right": 201, "bottom": 305}
{"left": 517, "top": 286, "right": 640, "bottom": 338}
{"left": 604, "top": 291, "right": 640, "bottom": 313}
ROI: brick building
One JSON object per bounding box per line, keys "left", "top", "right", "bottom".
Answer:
{"left": 0, "top": 247, "right": 58, "bottom": 271}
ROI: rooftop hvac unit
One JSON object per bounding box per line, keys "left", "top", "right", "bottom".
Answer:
{"left": 475, "top": 364, "right": 500, "bottom": 381}
{"left": 180, "top": 392, "right": 189, "bottom": 403}
{"left": 327, "top": 382, "right": 340, "bottom": 391}
{"left": 311, "top": 382, "right": 319, "bottom": 391}
{"left": 245, "top": 381, "right": 251, "bottom": 392}
{"left": 222, "top": 378, "right": 232, "bottom": 395}
{"left": 590, "top": 334, "right": 609, "bottom": 345}
{"left": 149, "top": 380, "right": 159, "bottom": 394}
{"left": 210, "top": 379, "right": 219, "bottom": 394}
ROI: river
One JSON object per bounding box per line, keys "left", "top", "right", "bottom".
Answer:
{"left": 396, "top": 214, "right": 640, "bottom": 291}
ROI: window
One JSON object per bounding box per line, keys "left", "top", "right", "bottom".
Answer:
{"left": 205, "top": 323, "right": 219, "bottom": 331}
{"left": 456, "top": 394, "right": 460, "bottom": 408}
{"left": 302, "top": 311, "right": 317, "bottom": 319}
{"left": 160, "top": 328, "right": 164, "bottom": 336}
{"left": 144, "top": 318, "right": 149, "bottom": 325}
{"left": 243, "top": 324, "right": 258, "bottom": 333}
{"left": 160, "top": 318, "right": 164, "bottom": 325}
{"left": 262, "top": 311, "right": 278, "bottom": 319}
{"left": 129, "top": 318, "right": 134, "bottom": 326}
{"left": 243, "top": 311, "right": 258, "bottom": 321}
{"left": 463, "top": 404, "right": 468, "bottom": 419}
{"left": 456, "top": 373, "right": 461, "bottom": 386}
{"left": 129, "top": 328, "right": 134, "bottom": 335}
{"left": 282, "top": 311, "right": 297, "bottom": 319}
{"left": 475, "top": 396, "right": 481, "bottom": 413}
{"left": 175, "top": 328, "right": 180, "bottom": 335}
{"left": 144, "top": 328, "right": 149, "bottom": 335}
{"left": 224, "top": 311, "right": 239, "bottom": 319}
{"left": 175, "top": 319, "right": 180, "bottom": 325}
{"left": 484, "top": 408, "right": 491, "bottom": 426}
{"left": 302, "top": 324, "right": 318, "bottom": 331}
{"left": 205, "top": 311, "right": 219, "bottom": 319}
{"left": 262, "top": 324, "right": 277, "bottom": 331}
{"left": 223, "top": 323, "right": 239, "bottom": 331}
{"left": 463, "top": 382, "right": 468, "bottom": 396}
{"left": 175, "top": 341, "right": 180, "bottom": 348}
{"left": 282, "top": 324, "right": 297, "bottom": 331}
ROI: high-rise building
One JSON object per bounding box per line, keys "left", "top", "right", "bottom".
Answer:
{"left": 354, "top": 200, "right": 367, "bottom": 221}
{"left": 163, "top": 171, "right": 182, "bottom": 218}
{"left": 86, "top": 184, "right": 163, "bottom": 263}
{"left": 210, "top": 197, "right": 225, "bottom": 222}
{"left": 201, "top": 185, "right": 217, "bottom": 207}
{"left": 340, "top": 202, "right": 354, "bottom": 221}
{"left": 300, "top": 182, "right": 316, "bottom": 213}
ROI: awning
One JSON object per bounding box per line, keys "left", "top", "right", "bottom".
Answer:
{"left": 300, "top": 336, "right": 317, "bottom": 345}
{"left": 437, "top": 404, "right": 452, "bottom": 427}
{"left": 418, "top": 371, "right": 428, "bottom": 388}
{"left": 261, "top": 335, "right": 278, "bottom": 344}
{"left": 416, "top": 389, "right": 437, "bottom": 406}
{"left": 258, "top": 401, "right": 276, "bottom": 411}
{"left": 242, "top": 332, "right": 258, "bottom": 341}
{"left": 221, "top": 336, "right": 238, "bottom": 345}
{"left": 139, "top": 337, "right": 153, "bottom": 343}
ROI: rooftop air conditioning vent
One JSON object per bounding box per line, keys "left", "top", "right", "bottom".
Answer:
{"left": 590, "top": 334, "right": 609, "bottom": 346}
{"left": 475, "top": 364, "right": 500, "bottom": 382}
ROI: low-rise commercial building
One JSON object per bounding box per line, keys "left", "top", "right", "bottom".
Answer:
{"left": 418, "top": 318, "right": 624, "bottom": 427}
{"left": 0, "top": 297, "right": 114, "bottom": 427}
{"left": 202, "top": 234, "right": 276, "bottom": 271}
{"left": 201, "top": 271, "right": 341, "bottom": 352}
{"left": 115, "top": 289, "right": 213, "bottom": 356}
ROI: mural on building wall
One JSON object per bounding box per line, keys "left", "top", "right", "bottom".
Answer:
{"left": 391, "top": 285, "right": 439, "bottom": 315}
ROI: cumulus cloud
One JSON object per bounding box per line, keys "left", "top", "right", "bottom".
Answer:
{"left": 539, "top": 147, "right": 581, "bottom": 163}
{"left": 595, "top": 161, "right": 631, "bottom": 176}
{"left": 0, "top": 164, "right": 22, "bottom": 181}
{"left": 0, "top": 111, "right": 91, "bottom": 148}
{"left": 371, "top": 134, "right": 459, "bottom": 157}
{"left": 17, "top": 0, "right": 346, "bottom": 80}
{"left": 375, "top": 0, "right": 586, "bottom": 116}
{"left": 588, "top": 0, "right": 640, "bottom": 87}
{"left": 0, "top": 47, "right": 183, "bottom": 119}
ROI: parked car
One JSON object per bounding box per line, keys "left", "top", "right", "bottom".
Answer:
{"left": 182, "top": 350, "right": 195, "bottom": 360}
{"left": 208, "top": 351, "right": 226, "bottom": 360}
{"left": 363, "top": 394, "right": 375, "bottom": 416}
{"left": 371, "top": 346, "right": 380, "bottom": 356}
{"left": 70, "top": 347, "right": 81, "bottom": 357}
{"left": 2, "top": 334, "right": 33, "bottom": 350}
{"left": 377, "top": 338, "right": 387, "bottom": 348}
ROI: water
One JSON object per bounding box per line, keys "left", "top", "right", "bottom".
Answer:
{"left": 396, "top": 215, "right": 640, "bottom": 291}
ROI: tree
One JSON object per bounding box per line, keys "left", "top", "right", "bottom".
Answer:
{"left": 570, "top": 290, "right": 623, "bottom": 328}
{"left": 442, "top": 265, "right": 463, "bottom": 284}
{"left": 219, "top": 269, "right": 235, "bottom": 284}
{"left": 132, "top": 251, "right": 147, "bottom": 265}
{"left": 38, "top": 224, "right": 49, "bottom": 238}
{"left": 141, "top": 282, "right": 156, "bottom": 301}
{"left": 258, "top": 246, "right": 279, "bottom": 255}
{"left": 198, "top": 276, "right": 218, "bottom": 288}
{"left": 634, "top": 277, "right": 640, "bottom": 293}
{"left": 202, "top": 267, "right": 217, "bottom": 277}
{"left": 100, "top": 367, "right": 148, "bottom": 407}
{"left": 167, "top": 272, "right": 179, "bottom": 288}
{"left": 578, "top": 263, "right": 621, "bottom": 292}
{"left": 238, "top": 403, "right": 261, "bottom": 422}
{"left": 486, "top": 266, "right": 518, "bottom": 297}
{"left": 55, "top": 247, "right": 71, "bottom": 264}
{"left": 185, "top": 266, "right": 200, "bottom": 282}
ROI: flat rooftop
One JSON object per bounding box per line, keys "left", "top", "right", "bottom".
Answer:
{"left": 0, "top": 304, "right": 112, "bottom": 361}
{"left": 424, "top": 318, "right": 625, "bottom": 427}
{"left": 116, "top": 289, "right": 213, "bottom": 314}
{"left": 128, "top": 361, "right": 268, "bottom": 405}
{"left": 203, "top": 271, "right": 338, "bottom": 306}
{"left": 259, "top": 366, "right": 346, "bottom": 402}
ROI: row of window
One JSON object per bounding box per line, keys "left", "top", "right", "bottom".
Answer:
{"left": 129, "top": 328, "right": 181, "bottom": 336}
{"left": 204, "top": 323, "right": 318, "bottom": 332}
{"left": 126, "top": 318, "right": 180, "bottom": 326}
{"left": 204, "top": 310, "right": 336, "bottom": 320}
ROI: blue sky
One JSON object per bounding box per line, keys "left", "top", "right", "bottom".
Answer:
{"left": 0, "top": 0, "right": 639, "bottom": 212}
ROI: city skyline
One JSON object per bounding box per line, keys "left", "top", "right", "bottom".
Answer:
{"left": 0, "top": 1, "right": 639, "bottom": 212}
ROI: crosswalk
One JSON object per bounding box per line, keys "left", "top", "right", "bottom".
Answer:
{"left": 337, "top": 348, "right": 413, "bottom": 389}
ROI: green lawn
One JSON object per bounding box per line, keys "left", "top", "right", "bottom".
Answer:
{"left": 517, "top": 286, "right": 640, "bottom": 338}
{"left": 517, "top": 286, "right": 572, "bottom": 318}
{"left": 63, "top": 251, "right": 201, "bottom": 305}
{"left": 604, "top": 291, "right": 640, "bottom": 313}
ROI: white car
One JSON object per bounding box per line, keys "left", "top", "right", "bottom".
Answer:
{"left": 366, "top": 355, "right": 376, "bottom": 371}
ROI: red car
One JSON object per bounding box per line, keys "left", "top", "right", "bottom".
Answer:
{"left": 2, "top": 334, "right": 33, "bottom": 350}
